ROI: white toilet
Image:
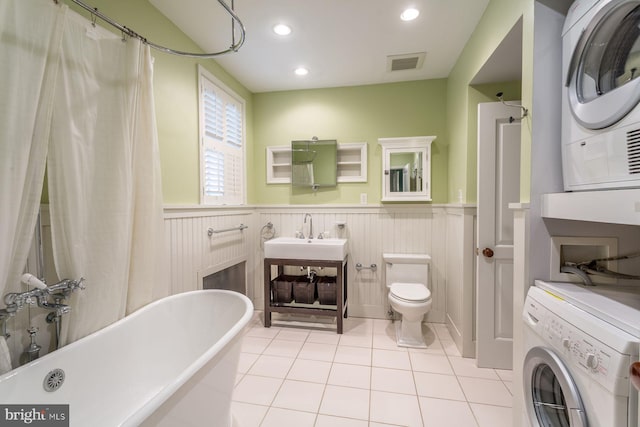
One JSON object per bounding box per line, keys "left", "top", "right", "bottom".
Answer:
{"left": 383, "top": 253, "right": 432, "bottom": 348}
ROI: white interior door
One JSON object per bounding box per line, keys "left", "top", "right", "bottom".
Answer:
{"left": 476, "top": 102, "right": 521, "bottom": 369}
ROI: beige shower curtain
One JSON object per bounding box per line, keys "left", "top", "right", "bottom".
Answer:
{"left": 0, "top": 0, "right": 165, "bottom": 349}
{"left": 0, "top": 1, "right": 64, "bottom": 300}
{"left": 47, "top": 9, "right": 165, "bottom": 344}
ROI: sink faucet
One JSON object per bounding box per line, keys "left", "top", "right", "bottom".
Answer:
{"left": 303, "top": 213, "right": 313, "bottom": 239}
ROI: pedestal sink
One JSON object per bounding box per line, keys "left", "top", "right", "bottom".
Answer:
{"left": 264, "top": 237, "right": 348, "bottom": 261}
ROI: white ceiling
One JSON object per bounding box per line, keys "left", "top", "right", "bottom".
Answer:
{"left": 149, "top": 0, "right": 510, "bottom": 93}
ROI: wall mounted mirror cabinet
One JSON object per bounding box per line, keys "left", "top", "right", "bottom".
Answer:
{"left": 291, "top": 138, "right": 337, "bottom": 189}
{"left": 378, "top": 136, "right": 435, "bottom": 202}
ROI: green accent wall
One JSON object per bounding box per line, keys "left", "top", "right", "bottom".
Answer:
{"left": 253, "top": 80, "right": 448, "bottom": 205}
{"left": 466, "top": 81, "right": 522, "bottom": 202}
{"left": 63, "top": 0, "right": 537, "bottom": 207}
{"left": 446, "top": 0, "right": 534, "bottom": 203}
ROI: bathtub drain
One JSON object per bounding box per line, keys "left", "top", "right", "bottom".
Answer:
{"left": 43, "top": 368, "right": 65, "bottom": 392}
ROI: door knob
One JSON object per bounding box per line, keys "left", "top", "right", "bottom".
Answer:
{"left": 482, "top": 248, "right": 494, "bottom": 258}
{"left": 631, "top": 362, "right": 640, "bottom": 392}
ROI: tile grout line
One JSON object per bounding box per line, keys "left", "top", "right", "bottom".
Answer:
{"left": 237, "top": 317, "right": 513, "bottom": 427}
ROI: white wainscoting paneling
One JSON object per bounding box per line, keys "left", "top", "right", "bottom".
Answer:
{"left": 28, "top": 204, "right": 477, "bottom": 364}
{"left": 164, "top": 207, "right": 257, "bottom": 297}
{"left": 253, "top": 205, "right": 452, "bottom": 322}
{"left": 162, "top": 205, "right": 476, "bottom": 329}
{"left": 444, "top": 206, "right": 477, "bottom": 357}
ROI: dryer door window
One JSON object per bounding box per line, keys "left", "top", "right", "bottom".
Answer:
{"left": 524, "top": 347, "right": 587, "bottom": 427}
{"left": 567, "top": 0, "right": 640, "bottom": 129}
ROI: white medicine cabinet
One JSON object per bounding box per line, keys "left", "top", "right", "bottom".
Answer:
{"left": 266, "top": 142, "right": 367, "bottom": 184}
{"left": 378, "top": 136, "right": 434, "bottom": 202}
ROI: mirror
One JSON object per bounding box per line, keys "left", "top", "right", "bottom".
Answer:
{"left": 291, "top": 139, "right": 337, "bottom": 189}
{"left": 378, "top": 136, "right": 435, "bottom": 202}
{"left": 389, "top": 152, "right": 423, "bottom": 192}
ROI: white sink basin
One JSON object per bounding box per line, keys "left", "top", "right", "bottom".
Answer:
{"left": 264, "top": 237, "right": 348, "bottom": 261}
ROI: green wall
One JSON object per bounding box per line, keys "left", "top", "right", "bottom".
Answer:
{"left": 466, "top": 81, "right": 522, "bottom": 202}
{"left": 69, "top": 0, "right": 255, "bottom": 205}
{"left": 253, "top": 80, "right": 448, "bottom": 205}
{"left": 446, "top": 0, "right": 534, "bottom": 203}
{"left": 68, "top": 0, "right": 538, "bottom": 207}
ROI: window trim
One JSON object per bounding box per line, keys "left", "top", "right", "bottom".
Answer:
{"left": 197, "top": 64, "right": 247, "bottom": 206}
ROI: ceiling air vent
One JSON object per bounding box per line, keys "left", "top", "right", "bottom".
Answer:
{"left": 627, "top": 128, "right": 640, "bottom": 174}
{"left": 387, "top": 52, "right": 426, "bottom": 72}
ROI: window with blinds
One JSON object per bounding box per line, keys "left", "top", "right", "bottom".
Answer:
{"left": 198, "top": 66, "right": 245, "bottom": 205}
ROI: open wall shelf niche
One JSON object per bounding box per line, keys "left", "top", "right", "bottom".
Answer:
{"left": 266, "top": 142, "right": 367, "bottom": 184}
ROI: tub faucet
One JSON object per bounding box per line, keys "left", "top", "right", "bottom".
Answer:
{"left": 37, "top": 278, "right": 85, "bottom": 316}
{"left": 303, "top": 213, "right": 313, "bottom": 239}
{"left": 35, "top": 295, "right": 70, "bottom": 316}
{"left": 2, "top": 276, "right": 85, "bottom": 316}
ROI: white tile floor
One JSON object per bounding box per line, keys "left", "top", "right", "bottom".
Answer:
{"left": 232, "top": 313, "right": 513, "bottom": 427}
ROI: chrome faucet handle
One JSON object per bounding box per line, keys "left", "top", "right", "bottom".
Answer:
{"left": 4, "top": 293, "right": 18, "bottom": 307}
{"left": 4, "top": 292, "right": 30, "bottom": 310}
{"left": 64, "top": 277, "right": 85, "bottom": 292}
{"left": 48, "top": 277, "right": 86, "bottom": 295}
{"left": 21, "top": 274, "right": 47, "bottom": 290}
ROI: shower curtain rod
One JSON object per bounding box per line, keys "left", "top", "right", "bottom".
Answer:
{"left": 57, "top": 0, "right": 246, "bottom": 58}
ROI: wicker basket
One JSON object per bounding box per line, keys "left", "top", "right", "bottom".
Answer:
{"left": 317, "top": 276, "right": 337, "bottom": 305}
{"left": 271, "top": 275, "right": 299, "bottom": 303}
{"left": 293, "top": 277, "right": 317, "bottom": 304}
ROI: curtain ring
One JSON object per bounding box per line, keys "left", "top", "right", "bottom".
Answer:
{"left": 90, "top": 8, "right": 97, "bottom": 27}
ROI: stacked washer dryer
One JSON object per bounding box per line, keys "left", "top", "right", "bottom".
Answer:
{"left": 523, "top": 280, "right": 639, "bottom": 427}
{"left": 562, "top": 0, "right": 640, "bottom": 191}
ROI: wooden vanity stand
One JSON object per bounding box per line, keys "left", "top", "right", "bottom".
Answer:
{"left": 263, "top": 256, "right": 348, "bottom": 334}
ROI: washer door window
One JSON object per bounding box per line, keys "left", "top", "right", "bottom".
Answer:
{"left": 524, "top": 347, "right": 587, "bottom": 427}
{"left": 567, "top": 0, "right": 640, "bottom": 129}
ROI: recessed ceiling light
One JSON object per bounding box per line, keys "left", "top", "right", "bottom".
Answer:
{"left": 273, "top": 24, "right": 292, "bottom": 36}
{"left": 294, "top": 67, "right": 309, "bottom": 76}
{"left": 400, "top": 8, "right": 420, "bottom": 21}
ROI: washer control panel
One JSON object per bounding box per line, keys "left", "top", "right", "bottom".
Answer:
{"left": 545, "top": 315, "right": 611, "bottom": 377}
{"left": 524, "top": 289, "right": 632, "bottom": 395}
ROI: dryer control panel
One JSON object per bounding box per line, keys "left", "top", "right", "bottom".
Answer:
{"left": 524, "top": 287, "right": 633, "bottom": 396}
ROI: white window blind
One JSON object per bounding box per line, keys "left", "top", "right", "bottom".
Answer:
{"left": 199, "top": 66, "right": 245, "bottom": 205}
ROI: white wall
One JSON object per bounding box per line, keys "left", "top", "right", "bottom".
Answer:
{"left": 444, "top": 206, "right": 477, "bottom": 358}
{"left": 516, "top": 3, "right": 640, "bottom": 426}
{"left": 164, "top": 205, "right": 465, "bottom": 325}
{"left": 162, "top": 204, "right": 478, "bottom": 357}
{"left": 8, "top": 203, "right": 476, "bottom": 368}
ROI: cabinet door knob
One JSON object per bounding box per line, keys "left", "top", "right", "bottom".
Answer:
{"left": 482, "top": 248, "right": 494, "bottom": 258}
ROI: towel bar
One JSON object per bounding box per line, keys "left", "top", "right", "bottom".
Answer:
{"left": 208, "top": 224, "right": 248, "bottom": 236}
{"left": 355, "top": 263, "right": 377, "bottom": 271}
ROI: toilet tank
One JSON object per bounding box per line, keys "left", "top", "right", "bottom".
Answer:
{"left": 383, "top": 253, "right": 430, "bottom": 286}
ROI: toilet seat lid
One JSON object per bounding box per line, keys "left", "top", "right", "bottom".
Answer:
{"left": 390, "top": 283, "right": 431, "bottom": 302}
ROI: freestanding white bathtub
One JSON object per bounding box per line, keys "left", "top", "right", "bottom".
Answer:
{"left": 0, "top": 289, "right": 253, "bottom": 426}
